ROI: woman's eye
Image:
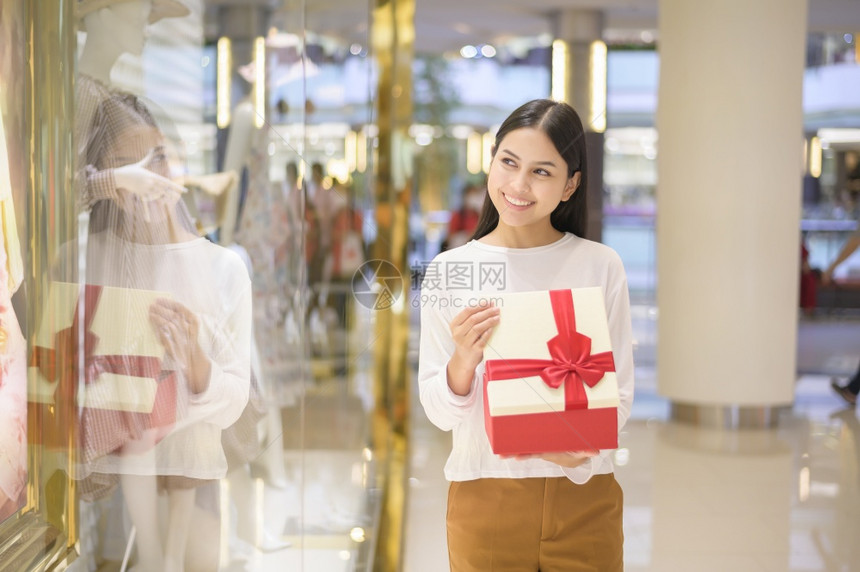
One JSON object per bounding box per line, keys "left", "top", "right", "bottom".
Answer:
{"left": 535, "top": 168, "right": 550, "bottom": 176}
{"left": 501, "top": 158, "right": 516, "bottom": 167}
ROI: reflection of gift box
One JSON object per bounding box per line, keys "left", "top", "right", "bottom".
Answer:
{"left": 483, "top": 288, "right": 619, "bottom": 456}
{"left": 27, "top": 282, "right": 177, "bottom": 461}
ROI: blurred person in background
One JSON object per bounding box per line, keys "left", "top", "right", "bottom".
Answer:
{"left": 823, "top": 223, "right": 860, "bottom": 405}
{"left": 442, "top": 182, "right": 485, "bottom": 251}
{"left": 306, "top": 162, "right": 333, "bottom": 296}
{"left": 799, "top": 235, "right": 819, "bottom": 317}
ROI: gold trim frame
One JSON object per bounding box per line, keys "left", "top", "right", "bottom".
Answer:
{"left": 370, "top": 0, "right": 414, "bottom": 569}
{"left": 0, "top": 0, "right": 79, "bottom": 569}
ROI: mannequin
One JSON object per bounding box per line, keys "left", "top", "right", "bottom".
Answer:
{"left": 76, "top": 0, "right": 188, "bottom": 215}
{"left": 218, "top": 98, "right": 253, "bottom": 246}
{"left": 75, "top": 4, "right": 251, "bottom": 572}
{"left": 177, "top": 171, "right": 237, "bottom": 236}
{"left": 219, "top": 96, "right": 293, "bottom": 555}
{"left": 78, "top": 118, "right": 252, "bottom": 572}
{"left": 279, "top": 161, "right": 305, "bottom": 347}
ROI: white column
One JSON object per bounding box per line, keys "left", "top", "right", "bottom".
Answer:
{"left": 656, "top": 0, "right": 808, "bottom": 423}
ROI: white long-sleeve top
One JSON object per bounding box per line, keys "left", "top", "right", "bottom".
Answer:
{"left": 417, "top": 233, "right": 634, "bottom": 485}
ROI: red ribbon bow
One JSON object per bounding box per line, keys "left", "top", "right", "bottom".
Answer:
{"left": 29, "top": 285, "right": 163, "bottom": 408}
{"left": 484, "top": 290, "right": 616, "bottom": 410}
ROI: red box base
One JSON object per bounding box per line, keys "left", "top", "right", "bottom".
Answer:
{"left": 484, "top": 389, "right": 617, "bottom": 455}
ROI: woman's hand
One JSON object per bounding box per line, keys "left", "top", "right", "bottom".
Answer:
{"left": 446, "top": 302, "right": 500, "bottom": 396}
{"left": 500, "top": 450, "right": 598, "bottom": 469}
{"left": 149, "top": 298, "right": 211, "bottom": 394}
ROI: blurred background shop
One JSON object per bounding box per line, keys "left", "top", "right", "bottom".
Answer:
{"left": 1, "top": 0, "right": 859, "bottom": 571}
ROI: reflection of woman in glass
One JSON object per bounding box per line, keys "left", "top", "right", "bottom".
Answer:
{"left": 71, "top": 2, "right": 252, "bottom": 570}
{"left": 76, "top": 95, "right": 252, "bottom": 572}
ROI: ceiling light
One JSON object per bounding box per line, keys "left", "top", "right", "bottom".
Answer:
{"left": 253, "top": 36, "right": 266, "bottom": 128}
{"left": 589, "top": 40, "right": 607, "bottom": 133}
{"left": 415, "top": 132, "right": 433, "bottom": 146}
{"left": 809, "top": 136, "right": 822, "bottom": 177}
{"left": 216, "top": 37, "right": 232, "bottom": 128}
{"left": 551, "top": 39, "right": 568, "bottom": 101}
{"left": 460, "top": 45, "right": 478, "bottom": 59}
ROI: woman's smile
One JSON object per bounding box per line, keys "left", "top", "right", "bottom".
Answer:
{"left": 501, "top": 193, "right": 535, "bottom": 209}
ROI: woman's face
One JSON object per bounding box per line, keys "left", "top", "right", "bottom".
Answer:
{"left": 486, "top": 127, "right": 579, "bottom": 231}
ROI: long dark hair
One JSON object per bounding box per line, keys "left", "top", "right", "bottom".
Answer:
{"left": 471, "top": 99, "right": 588, "bottom": 240}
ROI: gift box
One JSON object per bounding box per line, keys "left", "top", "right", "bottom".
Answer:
{"left": 28, "top": 282, "right": 177, "bottom": 461}
{"left": 482, "top": 288, "right": 619, "bottom": 455}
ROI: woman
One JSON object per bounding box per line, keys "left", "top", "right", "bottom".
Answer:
{"left": 418, "top": 99, "right": 634, "bottom": 571}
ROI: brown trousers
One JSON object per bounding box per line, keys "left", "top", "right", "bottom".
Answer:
{"left": 446, "top": 474, "right": 624, "bottom": 571}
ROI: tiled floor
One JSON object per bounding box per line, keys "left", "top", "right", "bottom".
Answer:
{"left": 93, "top": 306, "right": 856, "bottom": 571}
{"left": 403, "top": 308, "right": 860, "bottom": 572}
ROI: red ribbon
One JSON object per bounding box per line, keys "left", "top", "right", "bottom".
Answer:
{"left": 29, "top": 285, "right": 163, "bottom": 409}
{"left": 484, "top": 290, "right": 616, "bottom": 410}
